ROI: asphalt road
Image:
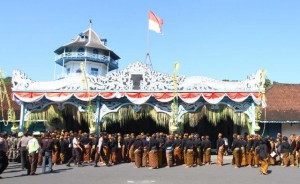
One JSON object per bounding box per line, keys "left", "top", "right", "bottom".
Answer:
{"left": 1, "top": 156, "right": 299, "bottom": 184}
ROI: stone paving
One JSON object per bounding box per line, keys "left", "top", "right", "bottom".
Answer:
{"left": 1, "top": 155, "right": 299, "bottom": 184}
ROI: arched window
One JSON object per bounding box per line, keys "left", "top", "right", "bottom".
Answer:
{"left": 77, "top": 47, "right": 85, "bottom": 57}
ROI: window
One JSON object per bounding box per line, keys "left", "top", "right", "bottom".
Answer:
{"left": 93, "top": 49, "right": 99, "bottom": 54}
{"left": 79, "top": 33, "right": 88, "bottom": 41}
{"left": 66, "top": 68, "right": 70, "bottom": 74}
{"left": 77, "top": 48, "right": 85, "bottom": 56}
{"left": 76, "top": 69, "right": 82, "bottom": 73}
{"left": 65, "top": 47, "right": 72, "bottom": 52}
{"left": 91, "top": 68, "right": 98, "bottom": 76}
{"left": 77, "top": 47, "right": 85, "bottom": 53}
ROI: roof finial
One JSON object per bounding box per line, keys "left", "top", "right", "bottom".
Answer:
{"left": 89, "top": 19, "right": 92, "bottom": 29}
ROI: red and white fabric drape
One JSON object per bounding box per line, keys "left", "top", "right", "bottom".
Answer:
{"left": 13, "top": 92, "right": 261, "bottom": 105}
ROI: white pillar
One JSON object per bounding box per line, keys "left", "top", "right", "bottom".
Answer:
{"left": 107, "top": 51, "right": 110, "bottom": 74}
{"left": 62, "top": 47, "right": 65, "bottom": 77}
{"left": 84, "top": 47, "right": 87, "bottom": 75}
{"left": 54, "top": 55, "right": 57, "bottom": 80}
{"left": 250, "top": 102, "right": 256, "bottom": 134}
{"left": 19, "top": 102, "right": 25, "bottom": 132}
{"left": 95, "top": 100, "right": 100, "bottom": 134}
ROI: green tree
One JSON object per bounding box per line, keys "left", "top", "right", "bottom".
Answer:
{"left": 4, "top": 77, "right": 12, "bottom": 84}
{"left": 264, "top": 78, "right": 272, "bottom": 89}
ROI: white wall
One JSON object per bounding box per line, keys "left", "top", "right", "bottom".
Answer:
{"left": 64, "top": 61, "right": 107, "bottom": 76}
{"left": 282, "top": 123, "right": 300, "bottom": 137}
{"left": 87, "top": 62, "right": 107, "bottom": 76}
{"left": 65, "top": 61, "right": 80, "bottom": 74}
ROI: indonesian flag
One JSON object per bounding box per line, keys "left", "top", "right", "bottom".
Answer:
{"left": 148, "top": 11, "right": 163, "bottom": 34}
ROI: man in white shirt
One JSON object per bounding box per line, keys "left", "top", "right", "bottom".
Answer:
{"left": 223, "top": 137, "right": 229, "bottom": 156}
{"left": 66, "top": 133, "right": 83, "bottom": 167}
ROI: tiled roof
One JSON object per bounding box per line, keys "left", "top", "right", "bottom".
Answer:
{"left": 54, "top": 28, "right": 120, "bottom": 60}
{"left": 263, "top": 82, "right": 300, "bottom": 121}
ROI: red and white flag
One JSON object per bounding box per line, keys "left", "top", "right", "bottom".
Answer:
{"left": 148, "top": 11, "right": 163, "bottom": 34}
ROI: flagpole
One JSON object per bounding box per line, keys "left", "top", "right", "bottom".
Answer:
{"left": 145, "top": 11, "right": 153, "bottom": 69}
{"left": 146, "top": 10, "right": 162, "bottom": 69}
{"left": 147, "top": 20, "right": 150, "bottom": 55}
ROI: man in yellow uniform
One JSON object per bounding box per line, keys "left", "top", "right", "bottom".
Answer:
{"left": 27, "top": 132, "right": 40, "bottom": 175}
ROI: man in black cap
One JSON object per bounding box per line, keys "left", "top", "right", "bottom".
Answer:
{"left": 18, "top": 131, "right": 30, "bottom": 170}
{"left": 0, "top": 133, "right": 9, "bottom": 179}
{"left": 94, "top": 133, "right": 103, "bottom": 167}
{"left": 7, "top": 133, "right": 18, "bottom": 162}
{"left": 40, "top": 132, "right": 54, "bottom": 173}
{"left": 148, "top": 134, "right": 159, "bottom": 169}
{"left": 141, "top": 134, "right": 149, "bottom": 167}
{"left": 94, "top": 133, "right": 110, "bottom": 167}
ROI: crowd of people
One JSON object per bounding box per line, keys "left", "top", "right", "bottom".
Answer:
{"left": 0, "top": 130, "right": 300, "bottom": 179}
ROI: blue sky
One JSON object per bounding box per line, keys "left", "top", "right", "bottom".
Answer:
{"left": 1, "top": 0, "right": 300, "bottom": 83}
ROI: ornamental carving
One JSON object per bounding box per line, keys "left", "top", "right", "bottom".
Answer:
{"left": 12, "top": 70, "right": 35, "bottom": 89}
{"left": 12, "top": 62, "right": 265, "bottom": 92}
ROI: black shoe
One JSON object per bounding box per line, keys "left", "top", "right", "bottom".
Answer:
{"left": 78, "top": 164, "right": 84, "bottom": 167}
{"left": 66, "top": 163, "right": 71, "bottom": 167}
{"left": 94, "top": 164, "right": 99, "bottom": 167}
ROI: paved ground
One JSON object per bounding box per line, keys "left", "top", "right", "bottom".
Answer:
{"left": 1, "top": 155, "right": 300, "bottom": 184}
